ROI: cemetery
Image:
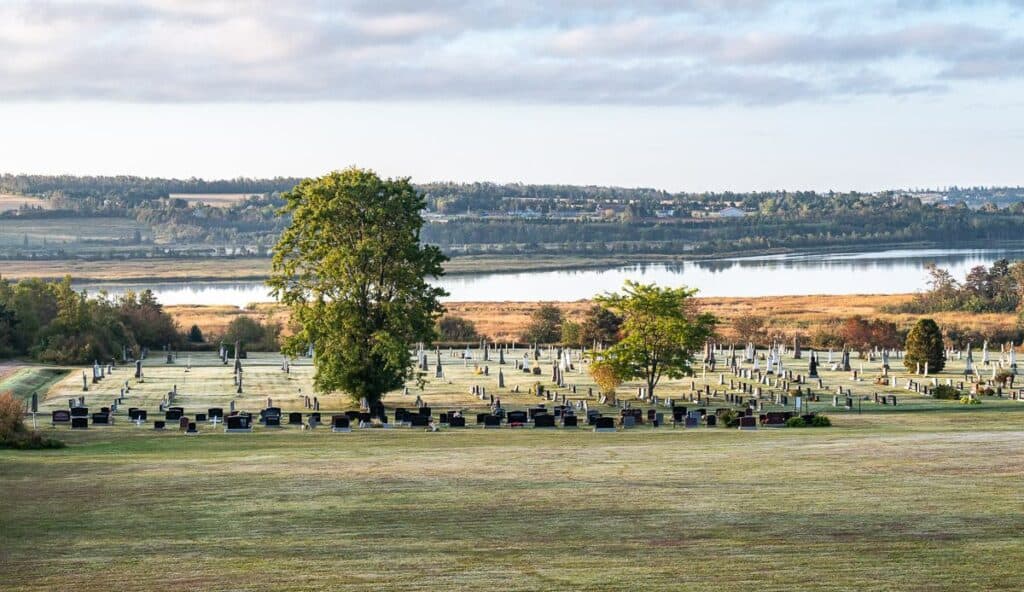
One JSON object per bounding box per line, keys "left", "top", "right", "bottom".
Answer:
{"left": 5, "top": 339, "right": 1024, "bottom": 590}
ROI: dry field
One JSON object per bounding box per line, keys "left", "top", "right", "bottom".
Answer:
{"left": 167, "top": 294, "right": 1020, "bottom": 344}
{"left": 0, "top": 258, "right": 271, "bottom": 282}
{"left": 0, "top": 194, "right": 51, "bottom": 212}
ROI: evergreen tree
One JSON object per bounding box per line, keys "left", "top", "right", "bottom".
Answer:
{"left": 904, "top": 318, "right": 945, "bottom": 373}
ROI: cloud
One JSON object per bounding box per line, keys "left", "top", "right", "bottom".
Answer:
{"left": 0, "top": 0, "right": 1021, "bottom": 105}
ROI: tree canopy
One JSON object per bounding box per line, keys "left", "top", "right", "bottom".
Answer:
{"left": 591, "top": 281, "right": 716, "bottom": 398}
{"left": 0, "top": 277, "right": 181, "bottom": 363}
{"left": 268, "top": 168, "right": 447, "bottom": 405}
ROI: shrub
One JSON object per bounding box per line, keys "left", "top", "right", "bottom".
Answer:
{"left": 187, "top": 324, "right": 205, "bottom": 343}
{"left": 0, "top": 392, "right": 64, "bottom": 449}
{"left": 785, "top": 416, "right": 807, "bottom": 428}
{"left": 931, "top": 384, "right": 962, "bottom": 399}
{"left": 718, "top": 410, "right": 737, "bottom": 428}
{"left": 810, "top": 415, "right": 832, "bottom": 427}
{"left": 0, "top": 391, "right": 26, "bottom": 441}
{"left": 959, "top": 395, "right": 982, "bottom": 405}
{"left": 2, "top": 431, "right": 65, "bottom": 450}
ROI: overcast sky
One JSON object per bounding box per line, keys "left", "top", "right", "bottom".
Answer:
{"left": 2, "top": 0, "right": 1023, "bottom": 191}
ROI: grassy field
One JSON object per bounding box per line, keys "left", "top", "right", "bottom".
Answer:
{"left": 0, "top": 194, "right": 51, "bottom": 213}
{"left": 3, "top": 349, "right": 1024, "bottom": 590}
{"left": 0, "top": 216, "right": 151, "bottom": 248}
{"left": 0, "top": 366, "right": 70, "bottom": 403}
{"left": 164, "top": 293, "right": 1018, "bottom": 344}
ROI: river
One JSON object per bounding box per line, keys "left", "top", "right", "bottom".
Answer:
{"left": 77, "top": 247, "right": 1024, "bottom": 306}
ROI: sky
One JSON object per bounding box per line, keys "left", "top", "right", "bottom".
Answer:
{"left": 1, "top": 0, "right": 1023, "bottom": 191}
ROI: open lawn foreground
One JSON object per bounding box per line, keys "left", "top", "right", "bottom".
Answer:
{"left": 3, "top": 353, "right": 1024, "bottom": 591}
{"left": 3, "top": 421, "right": 1024, "bottom": 591}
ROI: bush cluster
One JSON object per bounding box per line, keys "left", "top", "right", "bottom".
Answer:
{"left": 0, "top": 392, "right": 65, "bottom": 450}
{"left": 931, "top": 385, "right": 962, "bottom": 400}
{"left": 786, "top": 415, "right": 832, "bottom": 428}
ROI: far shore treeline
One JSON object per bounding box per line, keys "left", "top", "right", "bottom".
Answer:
{"left": 3, "top": 174, "right": 1024, "bottom": 262}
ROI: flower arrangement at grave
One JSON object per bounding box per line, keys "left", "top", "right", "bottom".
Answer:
{"left": 971, "top": 382, "right": 995, "bottom": 397}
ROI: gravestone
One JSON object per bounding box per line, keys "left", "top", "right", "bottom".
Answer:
{"left": 507, "top": 410, "right": 528, "bottom": 426}
{"left": 594, "top": 416, "right": 616, "bottom": 432}
{"left": 534, "top": 414, "right": 556, "bottom": 428}
{"left": 224, "top": 414, "right": 252, "bottom": 433}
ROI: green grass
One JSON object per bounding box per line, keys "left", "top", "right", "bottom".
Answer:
{"left": 0, "top": 216, "right": 151, "bottom": 248}
{"left": 0, "top": 366, "right": 69, "bottom": 404}
{"left": 3, "top": 350, "right": 1024, "bottom": 590}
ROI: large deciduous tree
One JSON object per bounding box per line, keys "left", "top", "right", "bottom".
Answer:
{"left": 268, "top": 168, "right": 447, "bottom": 406}
{"left": 593, "top": 281, "right": 716, "bottom": 399}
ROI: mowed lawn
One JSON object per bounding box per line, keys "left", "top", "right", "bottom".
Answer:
{"left": 3, "top": 415, "right": 1024, "bottom": 591}
{"left": 4, "top": 351, "right": 1024, "bottom": 590}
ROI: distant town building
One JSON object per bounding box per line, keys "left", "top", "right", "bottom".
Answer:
{"left": 716, "top": 206, "right": 747, "bottom": 218}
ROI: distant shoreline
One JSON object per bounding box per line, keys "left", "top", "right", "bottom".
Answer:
{"left": 5, "top": 239, "right": 1024, "bottom": 285}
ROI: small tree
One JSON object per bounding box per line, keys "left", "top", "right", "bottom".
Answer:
{"left": 436, "top": 315, "right": 480, "bottom": 342}
{"left": 561, "top": 320, "right": 582, "bottom": 347}
{"left": 222, "top": 316, "right": 281, "bottom": 352}
{"left": 187, "top": 324, "right": 204, "bottom": 343}
{"left": 904, "top": 318, "right": 945, "bottom": 373}
{"left": 732, "top": 315, "right": 765, "bottom": 345}
{"left": 579, "top": 304, "right": 622, "bottom": 346}
{"left": 521, "top": 304, "right": 563, "bottom": 343}
{"left": 595, "top": 281, "right": 717, "bottom": 399}
{"left": 589, "top": 360, "right": 623, "bottom": 397}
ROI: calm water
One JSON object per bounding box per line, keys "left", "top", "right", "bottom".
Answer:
{"left": 79, "top": 248, "right": 1024, "bottom": 306}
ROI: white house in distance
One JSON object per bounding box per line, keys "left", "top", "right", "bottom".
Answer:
{"left": 716, "top": 206, "right": 747, "bottom": 218}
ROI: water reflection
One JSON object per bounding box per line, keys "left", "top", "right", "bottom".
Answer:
{"left": 77, "top": 247, "right": 1024, "bottom": 306}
